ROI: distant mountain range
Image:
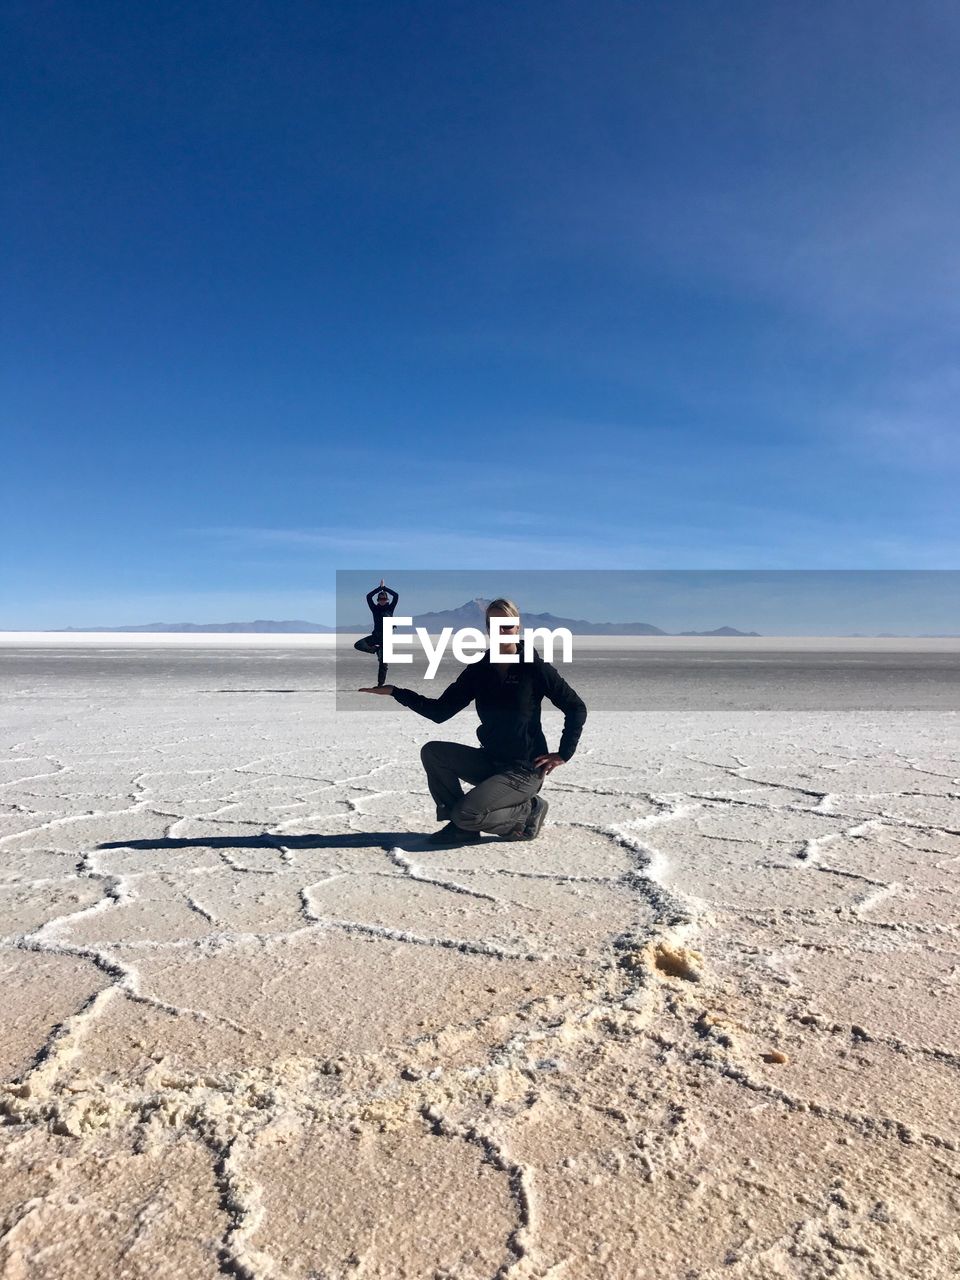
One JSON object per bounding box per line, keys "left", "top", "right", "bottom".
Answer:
{"left": 58, "top": 598, "right": 760, "bottom": 636}
{"left": 59, "top": 620, "right": 335, "bottom": 633}
{"left": 351, "top": 598, "right": 760, "bottom": 636}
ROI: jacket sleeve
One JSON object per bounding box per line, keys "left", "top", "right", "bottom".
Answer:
{"left": 387, "top": 588, "right": 399, "bottom": 609}
{"left": 392, "top": 664, "right": 477, "bottom": 723}
{"left": 366, "top": 589, "right": 378, "bottom": 614}
{"left": 539, "top": 662, "right": 587, "bottom": 761}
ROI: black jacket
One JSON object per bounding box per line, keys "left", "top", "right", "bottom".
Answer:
{"left": 366, "top": 588, "right": 399, "bottom": 642}
{"left": 392, "top": 650, "right": 587, "bottom": 767}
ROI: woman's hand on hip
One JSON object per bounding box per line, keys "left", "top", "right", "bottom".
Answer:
{"left": 534, "top": 753, "right": 565, "bottom": 776}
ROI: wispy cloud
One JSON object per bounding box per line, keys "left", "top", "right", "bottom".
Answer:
{"left": 185, "top": 524, "right": 609, "bottom": 566}
{"left": 546, "top": 172, "right": 955, "bottom": 355}
{"left": 833, "top": 367, "right": 960, "bottom": 471}
{"left": 185, "top": 520, "right": 960, "bottom": 570}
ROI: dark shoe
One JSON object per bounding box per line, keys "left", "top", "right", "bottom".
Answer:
{"left": 427, "top": 822, "right": 482, "bottom": 846}
{"left": 527, "top": 795, "right": 549, "bottom": 839}
{"left": 504, "top": 795, "right": 549, "bottom": 841}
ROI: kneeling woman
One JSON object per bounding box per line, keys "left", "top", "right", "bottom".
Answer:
{"left": 360, "top": 598, "right": 587, "bottom": 844}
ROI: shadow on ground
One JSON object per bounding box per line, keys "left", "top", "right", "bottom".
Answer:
{"left": 96, "top": 831, "right": 466, "bottom": 852}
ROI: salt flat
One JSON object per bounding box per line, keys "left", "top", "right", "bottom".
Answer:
{"left": 1, "top": 640, "right": 959, "bottom": 1279}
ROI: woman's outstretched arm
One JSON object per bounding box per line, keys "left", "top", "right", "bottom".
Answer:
{"left": 360, "top": 664, "right": 477, "bottom": 722}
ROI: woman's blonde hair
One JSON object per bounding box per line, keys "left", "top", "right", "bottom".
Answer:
{"left": 484, "top": 597, "right": 520, "bottom": 624}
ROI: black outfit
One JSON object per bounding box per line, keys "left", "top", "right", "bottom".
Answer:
{"left": 365, "top": 588, "right": 399, "bottom": 645}
{"left": 392, "top": 650, "right": 587, "bottom": 835}
{"left": 392, "top": 649, "right": 586, "bottom": 767}
{"left": 355, "top": 587, "right": 399, "bottom": 686}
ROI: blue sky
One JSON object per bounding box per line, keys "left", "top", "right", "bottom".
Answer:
{"left": 3, "top": 1, "right": 959, "bottom": 628}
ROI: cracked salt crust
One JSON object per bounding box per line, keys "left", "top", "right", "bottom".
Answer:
{"left": 1, "top": 644, "right": 959, "bottom": 1278}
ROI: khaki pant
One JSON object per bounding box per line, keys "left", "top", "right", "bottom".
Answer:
{"left": 420, "top": 740, "right": 543, "bottom": 836}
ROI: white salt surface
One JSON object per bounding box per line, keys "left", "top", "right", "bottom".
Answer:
{"left": 4, "top": 631, "right": 960, "bottom": 650}
{"left": 1, "top": 640, "right": 959, "bottom": 1278}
